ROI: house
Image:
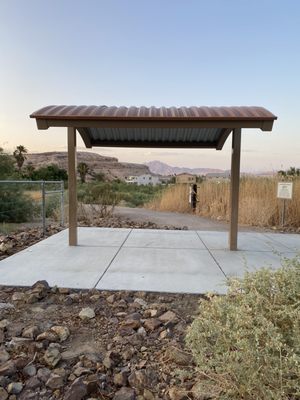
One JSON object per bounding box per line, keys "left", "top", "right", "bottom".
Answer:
{"left": 125, "top": 174, "right": 161, "bottom": 186}
{"left": 175, "top": 173, "right": 196, "bottom": 184}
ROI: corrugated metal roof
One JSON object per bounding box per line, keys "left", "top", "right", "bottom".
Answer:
{"left": 30, "top": 105, "right": 276, "bottom": 121}
{"left": 30, "top": 105, "right": 277, "bottom": 149}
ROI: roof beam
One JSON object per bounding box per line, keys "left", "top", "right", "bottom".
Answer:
{"left": 216, "top": 128, "right": 233, "bottom": 150}
{"left": 33, "top": 118, "right": 274, "bottom": 131}
{"left": 87, "top": 140, "right": 218, "bottom": 149}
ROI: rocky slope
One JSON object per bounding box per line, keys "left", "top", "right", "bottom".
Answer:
{"left": 25, "top": 152, "right": 150, "bottom": 181}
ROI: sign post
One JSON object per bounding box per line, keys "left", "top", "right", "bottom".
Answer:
{"left": 277, "top": 182, "right": 293, "bottom": 226}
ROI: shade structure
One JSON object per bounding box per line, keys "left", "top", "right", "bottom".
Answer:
{"left": 30, "top": 105, "right": 277, "bottom": 250}
{"left": 30, "top": 105, "right": 276, "bottom": 149}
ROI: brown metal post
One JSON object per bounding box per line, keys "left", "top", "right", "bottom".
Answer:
{"left": 67, "top": 127, "right": 77, "bottom": 246}
{"left": 229, "top": 128, "right": 241, "bottom": 250}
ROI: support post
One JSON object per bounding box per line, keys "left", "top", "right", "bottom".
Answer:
{"left": 41, "top": 181, "right": 46, "bottom": 236}
{"left": 229, "top": 128, "right": 241, "bottom": 250}
{"left": 68, "top": 127, "right": 77, "bottom": 245}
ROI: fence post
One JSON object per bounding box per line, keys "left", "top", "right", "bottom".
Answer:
{"left": 41, "top": 181, "right": 46, "bottom": 236}
{"left": 60, "top": 181, "right": 64, "bottom": 226}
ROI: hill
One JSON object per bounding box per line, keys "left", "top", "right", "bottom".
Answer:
{"left": 146, "top": 160, "right": 225, "bottom": 176}
{"left": 25, "top": 152, "right": 150, "bottom": 181}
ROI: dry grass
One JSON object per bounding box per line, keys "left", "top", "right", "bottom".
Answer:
{"left": 147, "top": 177, "right": 300, "bottom": 228}
{"left": 146, "top": 184, "right": 191, "bottom": 213}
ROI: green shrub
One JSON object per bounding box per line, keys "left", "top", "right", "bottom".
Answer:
{"left": 186, "top": 257, "right": 300, "bottom": 399}
{"left": 0, "top": 185, "right": 35, "bottom": 222}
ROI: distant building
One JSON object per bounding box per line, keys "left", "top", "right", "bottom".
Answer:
{"left": 175, "top": 173, "right": 196, "bottom": 184}
{"left": 125, "top": 174, "right": 161, "bottom": 186}
{"left": 206, "top": 171, "right": 230, "bottom": 179}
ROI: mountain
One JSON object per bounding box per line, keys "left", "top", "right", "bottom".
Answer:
{"left": 146, "top": 160, "right": 225, "bottom": 176}
{"left": 25, "top": 152, "right": 151, "bottom": 181}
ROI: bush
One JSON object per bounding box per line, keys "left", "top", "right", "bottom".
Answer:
{"left": 0, "top": 185, "right": 36, "bottom": 222}
{"left": 186, "top": 257, "right": 300, "bottom": 399}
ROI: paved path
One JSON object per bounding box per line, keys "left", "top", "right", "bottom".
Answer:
{"left": 0, "top": 228, "right": 298, "bottom": 294}
{"left": 115, "top": 207, "right": 258, "bottom": 231}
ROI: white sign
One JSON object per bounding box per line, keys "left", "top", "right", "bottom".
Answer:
{"left": 277, "top": 182, "right": 293, "bottom": 199}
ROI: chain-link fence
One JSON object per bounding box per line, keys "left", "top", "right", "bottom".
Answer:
{"left": 0, "top": 180, "right": 64, "bottom": 235}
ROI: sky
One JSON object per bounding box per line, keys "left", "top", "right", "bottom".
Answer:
{"left": 0, "top": 0, "right": 299, "bottom": 172}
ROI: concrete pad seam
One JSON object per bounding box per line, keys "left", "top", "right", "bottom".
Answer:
{"left": 196, "top": 231, "right": 227, "bottom": 278}
{"left": 93, "top": 228, "right": 133, "bottom": 288}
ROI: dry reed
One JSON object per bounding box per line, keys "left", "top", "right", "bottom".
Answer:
{"left": 147, "top": 177, "right": 300, "bottom": 228}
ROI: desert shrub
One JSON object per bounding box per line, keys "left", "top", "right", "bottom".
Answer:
{"left": 186, "top": 257, "right": 300, "bottom": 399}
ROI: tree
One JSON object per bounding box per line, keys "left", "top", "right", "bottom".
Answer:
{"left": 23, "top": 163, "right": 35, "bottom": 179}
{"left": 0, "top": 148, "right": 15, "bottom": 179}
{"left": 77, "top": 162, "right": 89, "bottom": 183}
{"left": 31, "top": 164, "right": 68, "bottom": 181}
{"left": 13, "top": 145, "right": 28, "bottom": 172}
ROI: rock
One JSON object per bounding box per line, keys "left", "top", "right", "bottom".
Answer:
{"left": 144, "top": 309, "right": 158, "bottom": 318}
{"left": 7, "top": 322, "right": 25, "bottom": 337}
{"left": 0, "top": 387, "right": 8, "bottom": 400}
{"left": 137, "top": 327, "right": 147, "bottom": 337}
{"left": 106, "top": 294, "right": 115, "bottom": 304}
{"left": 37, "top": 331, "right": 59, "bottom": 342}
{"left": 89, "top": 294, "right": 100, "bottom": 302}
{"left": 22, "top": 326, "right": 39, "bottom": 339}
{"left": 31, "top": 281, "right": 49, "bottom": 299}
{"left": 0, "top": 348, "right": 10, "bottom": 363}
{"left": 46, "top": 373, "right": 64, "bottom": 389}
{"left": 50, "top": 326, "right": 70, "bottom": 342}
{"left": 102, "top": 351, "right": 120, "bottom": 369}
{"left": 79, "top": 308, "right": 95, "bottom": 320}
{"left": 26, "top": 294, "right": 40, "bottom": 304}
{"left": 44, "top": 347, "right": 61, "bottom": 367}
{"left": 58, "top": 288, "right": 69, "bottom": 294}
{"left": 73, "top": 366, "right": 91, "bottom": 377}
{"left": 25, "top": 376, "right": 41, "bottom": 390}
{"left": 0, "top": 360, "right": 16, "bottom": 376}
{"left": 11, "top": 293, "right": 25, "bottom": 302}
{"left": 0, "top": 320, "right": 9, "bottom": 329}
{"left": 0, "top": 303, "right": 14, "bottom": 311}
{"left": 121, "top": 319, "right": 141, "bottom": 330}
{"left": 23, "top": 364, "right": 37, "bottom": 377}
{"left": 7, "top": 382, "right": 23, "bottom": 395}
{"left": 37, "top": 367, "right": 51, "bottom": 382}
{"left": 113, "top": 371, "right": 128, "bottom": 386}
{"left": 165, "top": 347, "right": 193, "bottom": 366}
{"left": 168, "top": 387, "right": 189, "bottom": 400}
{"left": 64, "top": 377, "right": 87, "bottom": 400}
{"left": 159, "top": 311, "right": 177, "bottom": 323}
{"left": 144, "top": 318, "right": 161, "bottom": 331}
{"left": 113, "top": 387, "right": 135, "bottom": 400}
{"left": 134, "top": 298, "right": 147, "bottom": 308}
{"left": 143, "top": 389, "right": 155, "bottom": 400}
{"left": 128, "top": 370, "right": 148, "bottom": 392}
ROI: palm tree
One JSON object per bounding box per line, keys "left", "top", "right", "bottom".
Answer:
{"left": 77, "top": 162, "right": 89, "bottom": 183}
{"left": 13, "top": 145, "right": 28, "bottom": 172}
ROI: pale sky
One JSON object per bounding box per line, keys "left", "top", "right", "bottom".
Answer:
{"left": 0, "top": 0, "right": 299, "bottom": 172}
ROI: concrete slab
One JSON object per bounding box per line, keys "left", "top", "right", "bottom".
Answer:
{"left": 123, "top": 229, "right": 205, "bottom": 249}
{"left": 198, "top": 231, "right": 291, "bottom": 252}
{"left": 36, "top": 227, "right": 130, "bottom": 247}
{"left": 211, "top": 250, "right": 297, "bottom": 278}
{"left": 0, "top": 244, "right": 119, "bottom": 288}
{"left": 0, "top": 228, "right": 298, "bottom": 294}
{"left": 263, "top": 233, "right": 300, "bottom": 252}
{"left": 96, "top": 247, "right": 226, "bottom": 294}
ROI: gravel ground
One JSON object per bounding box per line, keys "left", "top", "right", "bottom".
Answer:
{"left": 0, "top": 218, "right": 204, "bottom": 399}
{"left": 0, "top": 282, "right": 202, "bottom": 400}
